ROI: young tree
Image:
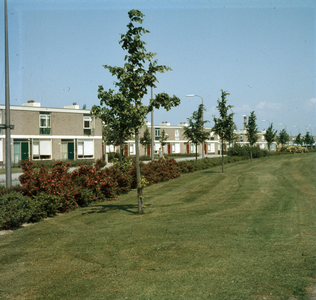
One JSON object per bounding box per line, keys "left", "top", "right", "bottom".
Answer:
{"left": 212, "top": 90, "right": 235, "bottom": 172}
{"left": 140, "top": 126, "right": 151, "bottom": 156}
{"left": 183, "top": 104, "right": 210, "bottom": 161}
{"left": 92, "top": 10, "right": 180, "bottom": 214}
{"left": 303, "top": 132, "right": 315, "bottom": 149}
{"left": 277, "top": 128, "right": 289, "bottom": 155}
{"left": 264, "top": 123, "right": 277, "bottom": 154}
{"left": 245, "top": 111, "right": 259, "bottom": 163}
{"left": 92, "top": 93, "right": 133, "bottom": 165}
{"left": 159, "top": 129, "right": 169, "bottom": 155}
{"left": 294, "top": 133, "right": 303, "bottom": 146}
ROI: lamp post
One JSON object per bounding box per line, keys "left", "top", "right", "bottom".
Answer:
{"left": 262, "top": 120, "right": 270, "bottom": 128}
{"left": 150, "top": 86, "right": 154, "bottom": 160}
{"left": 293, "top": 125, "right": 300, "bottom": 134}
{"left": 133, "top": 68, "right": 155, "bottom": 160}
{"left": 186, "top": 94, "right": 204, "bottom": 158}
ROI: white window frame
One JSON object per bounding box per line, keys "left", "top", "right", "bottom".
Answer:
{"left": 175, "top": 129, "right": 180, "bottom": 141}
{"left": 77, "top": 140, "right": 94, "bottom": 159}
{"left": 32, "top": 139, "right": 52, "bottom": 160}
{"left": 83, "top": 116, "right": 94, "bottom": 136}
{"left": 39, "top": 114, "right": 51, "bottom": 129}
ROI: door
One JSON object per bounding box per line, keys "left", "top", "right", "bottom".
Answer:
{"left": 186, "top": 144, "right": 189, "bottom": 154}
{"left": 147, "top": 145, "right": 150, "bottom": 156}
{"left": 21, "top": 142, "right": 29, "bottom": 160}
{"left": 124, "top": 144, "right": 128, "bottom": 156}
{"left": 68, "top": 142, "right": 74, "bottom": 160}
{"left": 204, "top": 143, "right": 207, "bottom": 154}
{"left": 168, "top": 144, "right": 171, "bottom": 154}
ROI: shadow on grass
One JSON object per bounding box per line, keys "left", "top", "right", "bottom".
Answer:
{"left": 82, "top": 204, "right": 139, "bottom": 215}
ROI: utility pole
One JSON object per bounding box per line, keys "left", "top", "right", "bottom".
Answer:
{"left": 3, "top": 0, "right": 14, "bottom": 187}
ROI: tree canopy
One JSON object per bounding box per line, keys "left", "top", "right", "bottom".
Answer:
{"left": 91, "top": 10, "right": 180, "bottom": 213}
{"left": 264, "top": 123, "right": 277, "bottom": 153}
{"left": 245, "top": 111, "right": 259, "bottom": 162}
{"left": 183, "top": 104, "right": 210, "bottom": 161}
{"left": 212, "top": 90, "right": 235, "bottom": 172}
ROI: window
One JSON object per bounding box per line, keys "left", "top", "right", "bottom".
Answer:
{"left": 210, "top": 132, "right": 215, "bottom": 141}
{"left": 155, "top": 128, "right": 160, "bottom": 141}
{"left": 39, "top": 112, "right": 51, "bottom": 134}
{"left": 78, "top": 140, "right": 94, "bottom": 159}
{"left": 240, "top": 134, "right": 243, "bottom": 142}
{"left": 129, "top": 143, "right": 135, "bottom": 154}
{"left": 83, "top": 116, "right": 94, "bottom": 135}
{"left": 175, "top": 129, "right": 180, "bottom": 141}
{"left": 32, "top": 139, "right": 52, "bottom": 160}
{"left": 173, "top": 143, "right": 180, "bottom": 153}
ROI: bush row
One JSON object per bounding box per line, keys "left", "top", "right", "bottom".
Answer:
{"left": 0, "top": 157, "right": 185, "bottom": 229}
{"left": 227, "top": 144, "right": 269, "bottom": 158}
{"left": 277, "top": 145, "right": 308, "bottom": 153}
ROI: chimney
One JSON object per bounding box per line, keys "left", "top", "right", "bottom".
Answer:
{"left": 73, "top": 102, "right": 77, "bottom": 105}
{"left": 244, "top": 116, "right": 247, "bottom": 131}
{"left": 22, "top": 100, "right": 41, "bottom": 107}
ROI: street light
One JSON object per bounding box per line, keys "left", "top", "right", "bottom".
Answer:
{"left": 293, "top": 125, "right": 300, "bottom": 134}
{"left": 133, "top": 68, "right": 154, "bottom": 160}
{"left": 262, "top": 120, "right": 270, "bottom": 130}
{"left": 186, "top": 94, "right": 204, "bottom": 158}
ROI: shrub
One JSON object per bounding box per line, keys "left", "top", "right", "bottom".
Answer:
{"left": 28, "top": 193, "right": 62, "bottom": 222}
{"left": 277, "top": 145, "right": 308, "bottom": 154}
{"left": 228, "top": 144, "right": 268, "bottom": 158}
{"left": 0, "top": 191, "right": 31, "bottom": 229}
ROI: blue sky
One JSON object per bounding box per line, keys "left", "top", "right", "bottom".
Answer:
{"left": 0, "top": 0, "right": 315, "bottom": 134}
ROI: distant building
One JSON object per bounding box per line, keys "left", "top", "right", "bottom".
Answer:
{"left": 0, "top": 100, "right": 102, "bottom": 166}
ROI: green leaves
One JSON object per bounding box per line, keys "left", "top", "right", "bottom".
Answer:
{"left": 212, "top": 90, "right": 235, "bottom": 142}
{"left": 183, "top": 104, "right": 210, "bottom": 145}
{"left": 264, "top": 123, "right": 277, "bottom": 151}
{"left": 246, "top": 111, "right": 259, "bottom": 146}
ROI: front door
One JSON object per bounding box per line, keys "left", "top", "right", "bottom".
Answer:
{"left": 21, "top": 142, "right": 29, "bottom": 160}
{"left": 68, "top": 142, "right": 74, "bottom": 160}
{"left": 147, "top": 145, "right": 150, "bottom": 156}
{"left": 168, "top": 144, "right": 171, "bottom": 154}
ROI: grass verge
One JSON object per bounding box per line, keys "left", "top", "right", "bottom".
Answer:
{"left": 0, "top": 154, "right": 315, "bottom": 299}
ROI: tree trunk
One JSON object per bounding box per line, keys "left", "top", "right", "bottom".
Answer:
{"left": 135, "top": 131, "right": 144, "bottom": 214}
{"left": 221, "top": 138, "right": 224, "bottom": 172}
{"left": 119, "top": 141, "right": 123, "bottom": 165}
{"left": 195, "top": 143, "right": 198, "bottom": 161}
{"left": 250, "top": 150, "right": 253, "bottom": 163}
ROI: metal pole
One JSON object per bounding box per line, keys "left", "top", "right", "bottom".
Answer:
{"left": 151, "top": 86, "right": 154, "bottom": 160}
{"left": 5, "top": 0, "right": 12, "bottom": 188}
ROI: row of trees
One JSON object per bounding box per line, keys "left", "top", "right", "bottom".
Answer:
{"left": 91, "top": 9, "right": 314, "bottom": 213}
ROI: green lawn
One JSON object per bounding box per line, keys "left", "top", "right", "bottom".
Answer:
{"left": 1, "top": 154, "right": 315, "bottom": 300}
{"left": 0, "top": 168, "right": 22, "bottom": 174}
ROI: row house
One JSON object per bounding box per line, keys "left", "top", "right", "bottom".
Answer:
{"left": 108, "top": 116, "right": 276, "bottom": 157}
{"left": 0, "top": 100, "right": 103, "bottom": 165}
{"left": 117, "top": 121, "right": 219, "bottom": 157}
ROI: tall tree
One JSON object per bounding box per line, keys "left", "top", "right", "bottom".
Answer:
{"left": 264, "top": 123, "right": 277, "bottom": 154}
{"left": 212, "top": 90, "right": 235, "bottom": 172}
{"left": 92, "top": 10, "right": 180, "bottom": 214}
{"left": 183, "top": 104, "right": 210, "bottom": 161}
{"left": 303, "top": 132, "right": 315, "bottom": 149}
{"left": 245, "top": 111, "right": 259, "bottom": 163}
{"left": 159, "top": 129, "right": 169, "bottom": 155}
{"left": 277, "top": 128, "right": 289, "bottom": 155}
{"left": 140, "top": 126, "right": 151, "bottom": 156}
{"left": 294, "top": 133, "right": 303, "bottom": 146}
